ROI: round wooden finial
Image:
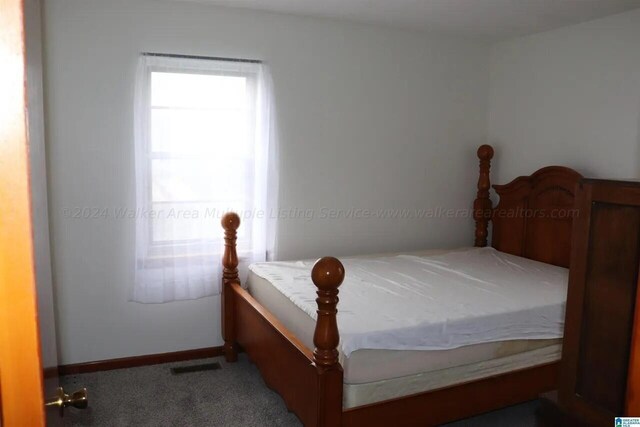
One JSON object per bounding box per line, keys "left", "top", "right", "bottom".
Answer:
{"left": 311, "top": 257, "right": 345, "bottom": 291}
{"left": 477, "top": 144, "right": 494, "bottom": 160}
{"left": 221, "top": 212, "right": 240, "bottom": 231}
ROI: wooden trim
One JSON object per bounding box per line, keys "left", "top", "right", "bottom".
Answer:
{"left": 0, "top": 0, "right": 46, "bottom": 425}
{"left": 343, "top": 362, "right": 559, "bottom": 427}
{"left": 58, "top": 346, "right": 224, "bottom": 375}
{"left": 43, "top": 367, "right": 59, "bottom": 379}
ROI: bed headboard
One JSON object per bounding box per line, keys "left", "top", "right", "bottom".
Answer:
{"left": 473, "top": 145, "right": 583, "bottom": 268}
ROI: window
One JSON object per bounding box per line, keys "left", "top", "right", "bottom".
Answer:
{"left": 149, "top": 68, "right": 255, "bottom": 250}
{"left": 133, "top": 54, "right": 277, "bottom": 303}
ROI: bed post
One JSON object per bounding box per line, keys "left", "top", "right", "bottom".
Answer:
{"left": 221, "top": 212, "right": 240, "bottom": 362}
{"left": 311, "top": 257, "right": 345, "bottom": 427}
{"left": 474, "top": 144, "right": 494, "bottom": 247}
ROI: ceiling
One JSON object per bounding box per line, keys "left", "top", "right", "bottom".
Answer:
{"left": 170, "top": 0, "right": 640, "bottom": 40}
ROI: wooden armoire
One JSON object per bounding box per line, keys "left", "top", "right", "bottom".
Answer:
{"left": 538, "top": 179, "right": 640, "bottom": 426}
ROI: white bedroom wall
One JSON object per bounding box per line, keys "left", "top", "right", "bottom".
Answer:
{"left": 25, "top": 0, "right": 58, "bottom": 372}
{"left": 488, "top": 8, "right": 640, "bottom": 183}
{"left": 43, "top": 0, "right": 490, "bottom": 364}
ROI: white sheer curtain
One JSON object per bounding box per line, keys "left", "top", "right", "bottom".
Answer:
{"left": 132, "top": 54, "right": 278, "bottom": 303}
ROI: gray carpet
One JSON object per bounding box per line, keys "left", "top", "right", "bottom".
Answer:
{"left": 62, "top": 354, "right": 538, "bottom": 426}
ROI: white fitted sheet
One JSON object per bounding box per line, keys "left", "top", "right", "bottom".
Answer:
{"left": 248, "top": 247, "right": 568, "bottom": 357}
{"left": 246, "top": 247, "right": 563, "bottom": 386}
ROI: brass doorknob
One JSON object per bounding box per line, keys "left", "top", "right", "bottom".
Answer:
{"left": 45, "top": 387, "right": 88, "bottom": 416}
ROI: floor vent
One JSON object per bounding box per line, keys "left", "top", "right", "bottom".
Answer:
{"left": 170, "top": 362, "right": 222, "bottom": 375}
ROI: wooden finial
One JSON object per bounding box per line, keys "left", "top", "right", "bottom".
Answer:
{"left": 474, "top": 145, "right": 494, "bottom": 247}
{"left": 221, "top": 212, "right": 240, "bottom": 362}
{"left": 221, "top": 212, "right": 240, "bottom": 286}
{"left": 311, "top": 257, "right": 344, "bottom": 369}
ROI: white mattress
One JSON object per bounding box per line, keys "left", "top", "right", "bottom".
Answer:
{"left": 342, "top": 343, "right": 562, "bottom": 408}
{"left": 248, "top": 266, "right": 560, "bottom": 385}
{"left": 248, "top": 247, "right": 568, "bottom": 357}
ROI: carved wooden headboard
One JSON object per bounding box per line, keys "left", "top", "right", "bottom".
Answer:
{"left": 473, "top": 145, "right": 583, "bottom": 268}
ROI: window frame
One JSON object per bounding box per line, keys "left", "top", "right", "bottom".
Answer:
{"left": 138, "top": 60, "right": 260, "bottom": 258}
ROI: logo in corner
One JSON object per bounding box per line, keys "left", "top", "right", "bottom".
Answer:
{"left": 616, "top": 418, "right": 640, "bottom": 426}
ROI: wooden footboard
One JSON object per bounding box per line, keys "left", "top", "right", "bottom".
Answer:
{"left": 221, "top": 213, "right": 344, "bottom": 427}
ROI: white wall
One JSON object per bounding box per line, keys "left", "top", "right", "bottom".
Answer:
{"left": 488, "top": 9, "right": 640, "bottom": 183}
{"left": 26, "top": 0, "right": 58, "bottom": 372}
{"left": 44, "top": 0, "right": 490, "bottom": 364}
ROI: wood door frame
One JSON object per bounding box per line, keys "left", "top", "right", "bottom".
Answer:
{"left": 0, "top": 0, "right": 46, "bottom": 425}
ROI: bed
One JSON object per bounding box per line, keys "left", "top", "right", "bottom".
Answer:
{"left": 220, "top": 144, "right": 583, "bottom": 427}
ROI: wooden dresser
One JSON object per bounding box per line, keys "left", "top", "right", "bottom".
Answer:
{"left": 538, "top": 179, "right": 640, "bottom": 426}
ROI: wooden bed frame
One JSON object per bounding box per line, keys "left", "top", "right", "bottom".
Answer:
{"left": 220, "top": 144, "right": 583, "bottom": 427}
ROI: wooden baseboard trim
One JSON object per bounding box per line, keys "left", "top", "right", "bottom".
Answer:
{"left": 43, "top": 366, "right": 59, "bottom": 379}
{"left": 58, "top": 346, "right": 225, "bottom": 375}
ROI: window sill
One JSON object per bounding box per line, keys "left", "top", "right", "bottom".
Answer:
{"left": 144, "top": 251, "right": 253, "bottom": 263}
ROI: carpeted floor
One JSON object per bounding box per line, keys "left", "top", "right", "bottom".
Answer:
{"left": 62, "top": 354, "right": 539, "bottom": 426}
